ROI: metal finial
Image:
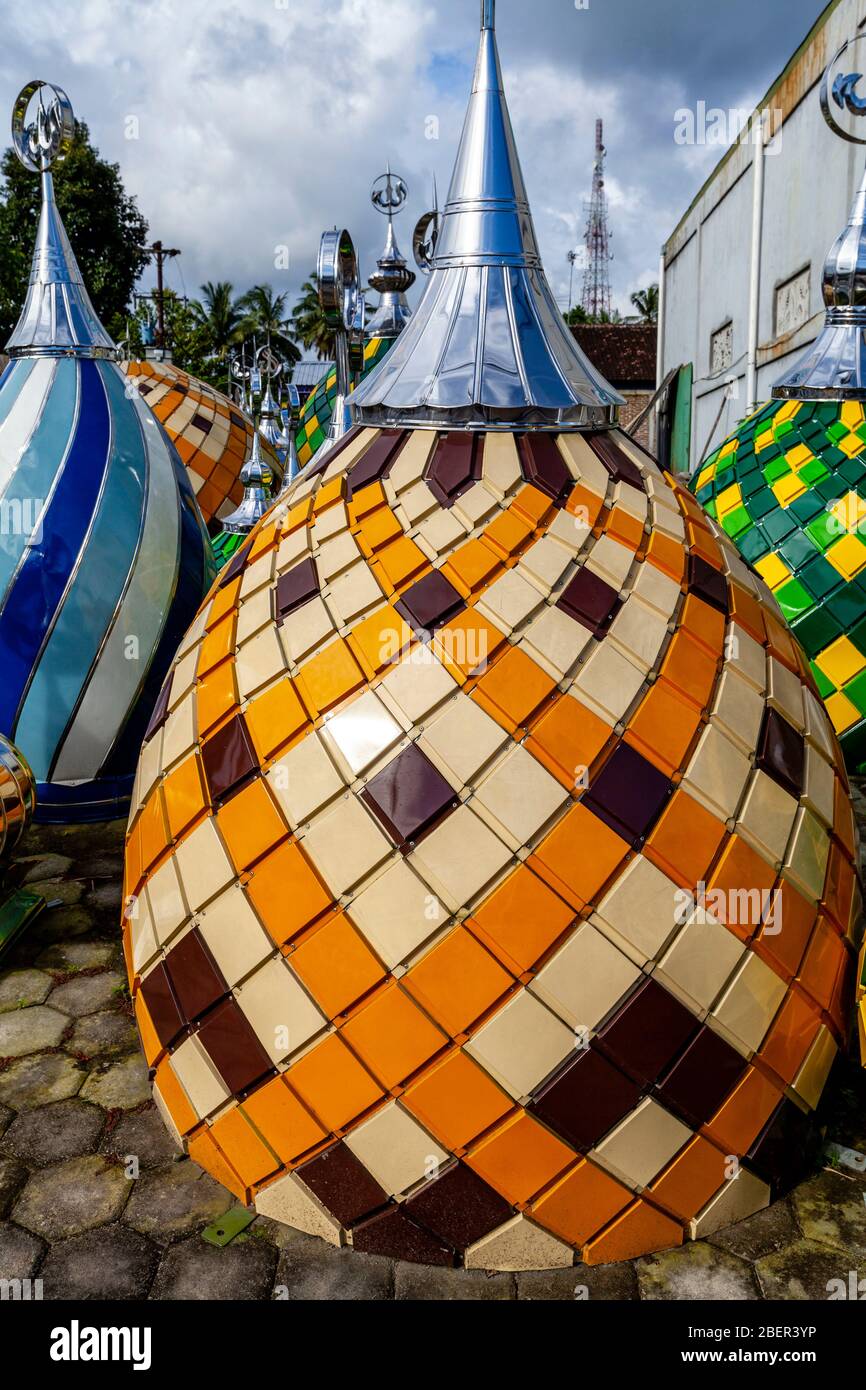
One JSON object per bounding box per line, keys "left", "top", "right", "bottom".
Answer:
{"left": 367, "top": 169, "right": 416, "bottom": 340}
{"left": 317, "top": 229, "right": 365, "bottom": 451}
{"left": 481, "top": 0, "right": 495, "bottom": 30}
{"left": 774, "top": 39, "right": 866, "bottom": 400}
{"left": 221, "top": 429, "right": 275, "bottom": 535}
{"left": 6, "top": 81, "right": 114, "bottom": 358}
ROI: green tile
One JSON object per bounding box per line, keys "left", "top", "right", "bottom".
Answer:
{"left": 798, "top": 458, "right": 829, "bottom": 486}
{"left": 763, "top": 510, "right": 798, "bottom": 544}
{"left": 739, "top": 528, "right": 771, "bottom": 564}
{"left": 806, "top": 511, "right": 838, "bottom": 551}
{"left": 721, "top": 505, "right": 752, "bottom": 538}
{"left": 775, "top": 578, "right": 813, "bottom": 621}
{"left": 825, "top": 584, "right": 866, "bottom": 627}
{"left": 840, "top": 667, "right": 866, "bottom": 716}
{"left": 763, "top": 457, "right": 791, "bottom": 484}
{"left": 780, "top": 531, "right": 819, "bottom": 569}
{"left": 800, "top": 555, "right": 842, "bottom": 600}
{"left": 791, "top": 607, "right": 842, "bottom": 658}
{"left": 811, "top": 661, "right": 836, "bottom": 698}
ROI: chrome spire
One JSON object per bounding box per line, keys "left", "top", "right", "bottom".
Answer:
{"left": 221, "top": 429, "right": 275, "bottom": 535}
{"left": 366, "top": 168, "right": 416, "bottom": 341}
{"left": 6, "top": 82, "right": 115, "bottom": 359}
{"left": 350, "top": 1, "right": 622, "bottom": 431}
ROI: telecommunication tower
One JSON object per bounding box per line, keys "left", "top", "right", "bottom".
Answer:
{"left": 581, "top": 119, "right": 613, "bottom": 319}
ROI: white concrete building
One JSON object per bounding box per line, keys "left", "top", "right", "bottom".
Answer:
{"left": 658, "top": 0, "right": 866, "bottom": 475}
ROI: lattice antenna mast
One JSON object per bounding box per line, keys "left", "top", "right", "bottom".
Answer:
{"left": 581, "top": 119, "right": 613, "bottom": 320}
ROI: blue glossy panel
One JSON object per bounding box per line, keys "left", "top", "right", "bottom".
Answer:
{"left": 0, "top": 357, "right": 37, "bottom": 430}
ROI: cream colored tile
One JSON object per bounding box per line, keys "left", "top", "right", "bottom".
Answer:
{"left": 266, "top": 732, "right": 344, "bottom": 828}
{"left": 712, "top": 951, "right": 788, "bottom": 1052}
{"left": 344, "top": 1102, "right": 448, "bottom": 1196}
{"left": 737, "top": 771, "right": 799, "bottom": 867}
{"left": 656, "top": 914, "right": 745, "bottom": 1013}
{"left": 326, "top": 563, "right": 384, "bottom": 625}
{"left": 724, "top": 623, "right": 765, "bottom": 692}
{"left": 235, "top": 585, "right": 273, "bottom": 646}
{"left": 594, "top": 854, "right": 681, "bottom": 964}
{"left": 379, "top": 647, "right": 458, "bottom": 724}
{"left": 612, "top": 481, "right": 648, "bottom": 522}
{"left": 681, "top": 723, "right": 751, "bottom": 821}
{"left": 278, "top": 596, "right": 335, "bottom": 664}
{"left": 417, "top": 693, "right": 508, "bottom": 786}
{"left": 239, "top": 552, "right": 274, "bottom": 600}
{"left": 585, "top": 535, "right": 634, "bottom": 590}
{"left": 571, "top": 642, "right": 645, "bottom": 723}
{"left": 792, "top": 1025, "right": 837, "bottom": 1109}
{"left": 321, "top": 690, "right": 402, "bottom": 777}
{"left": 254, "top": 1171, "right": 342, "bottom": 1245}
{"left": 416, "top": 507, "right": 467, "bottom": 555}
{"left": 398, "top": 480, "right": 438, "bottom": 525}
{"left": 236, "top": 956, "right": 326, "bottom": 1063}
{"left": 464, "top": 1214, "right": 573, "bottom": 1272}
{"left": 530, "top": 921, "right": 641, "bottom": 1031}
{"left": 452, "top": 481, "right": 499, "bottom": 529}
{"left": 316, "top": 530, "right": 361, "bottom": 582}
{"left": 170, "top": 647, "right": 200, "bottom": 707}
{"left": 146, "top": 858, "right": 190, "bottom": 946}
{"left": 476, "top": 568, "right": 545, "bottom": 633}
{"left": 555, "top": 433, "right": 611, "bottom": 495}
{"left": 161, "top": 692, "right": 197, "bottom": 769}
{"left": 236, "top": 625, "right": 286, "bottom": 700}
{"left": 175, "top": 607, "right": 208, "bottom": 662}
{"left": 802, "top": 688, "right": 836, "bottom": 762}
{"left": 784, "top": 807, "right": 830, "bottom": 904}
{"left": 302, "top": 795, "right": 392, "bottom": 894}
{"left": 408, "top": 805, "right": 513, "bottom": 912}
{"left": 129, "top": 892, "right": 159, "bottom": 974}
{"left": 690, "top": 1168, "right": 770, "bottom": 1239}
{"left": 482, "top": 433, "right": 523, "bottom": 497}
{"left": 388, "top": 430, "right": 437, "bottom": 493}
{"left": 196, "top": 884, "right": 274, "bottom": 987}
{"left": 521, "top": 605, "right": 593, "bottom": 679}
{"left": 466, "top": 990, "right": 574, "bottom": 1099}
{"left": 631, "top": 561, "right": 680, "bottom": 620}
{"left": 767, "top": 658, "right": 805, "bottom": 732}
{"left": 710, "top": 669, "right": 765, "bottom": 758}
{"left": 802, "top": 745, "right": 835, "bottom": 828}
{"left": 607, "top": 596, "right": 668, "bottom": 673}
{"left": 173, "top": 817, "right": 235, "bottom": 914}
{"left": 135, "top": 730, "right": 164, "bottom": 807}
{"left": 593, "top": 1097, "right": 691, "bottom": 1188}
{"left": 311, "top": 500, "right": 348, "bottom": 544}
{"left": 472, "top": 744, "right": 567, "bottom": 847}
{"left": 519, "top": 536, "right": 573, "bottom": 591}
{"left": 546, "top": 508, "right": 589, "bottom": 555}
{"left": 275, "top": 525, "right": 310, "bottom": 574}
{"left": 171, "top": 1034, "right": 230, "bottom": 1119}
{"left": 348, "top": 858, "right": 443, "bottom": 967}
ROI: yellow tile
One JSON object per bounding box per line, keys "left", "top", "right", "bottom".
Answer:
{"left": 718, "top": 439, "right": 737, "bottom": 460}
{"left": 774, "top": 401, "right": 802, "bottom": 426}
{"left": 841, "top": 401, "right": 865, "bottom": 431}
{"left": 826, "top": 532, "right": 866, "bottom": 581}
{"left": 693, "top": 462, "right": 716, "bottom": 491}
{"left": 825, "top": 690, "right": 861, "bottom": 734}
{"left": 784, "top": 443, "right": 813, "bottom": 472}
{"left": 715, "top": 483, "right": 742, "bottom": 519}
{"left": 815, "top": 635, "right": 866, "bottom": 688}
{"left": 755, "top": 428, "right": 775, "bottom": 454}
{"left": 753, "top": 552, "right": 790, "bottom": 591}
{"left": 838, "top": 432, "right": 865, "bottom": 460}
{"left": 829, "top": 490, "right": 866, "bottom": 534}
{"left": 772, "top": 472, "right": 807, "bottom": 508}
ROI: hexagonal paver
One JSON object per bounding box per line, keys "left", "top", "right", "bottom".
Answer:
{"left": 275, "top": 1234, "right": 393, "bottom": 1301}
{"left": 48, "top": 972, "right": 124, "bottom": 1017}
{"left": 636, "top": 1242, "right": 760, "bottom": 1300}
{"left": 395, "top": 1263, "right": 513, "bottom": 1299}
{"left": 0, "top": 1155, "right": 28, "bottom": 1218}
{"left": 708, "top": 1199, "right": 800, "bottom": 1263}
{"left": 84, "top": 881, "right": 123, "bottom": 914}
{"left": 100, "top": 1107, "right": 180, "bottom": 1170}
{"left": 12, "top": 1156, "right": 130, "bottom": 1242}
{"left": 0, "top": 970, "right": 52, "bottom": 1014}
{"left": 40, "top": 1225, "right": 158, "bottom": 1301}
{"left": 756, "top": 1238, "right": 864, "bottom": 1300}
{"left": 123, "top": 1161, "right": 232, "bottom": 1242}
{"left": 517, "top": 1260, "right": 638, "bottom": 1301}
{"left": 19, "top": 853, "right": 74, "bottom": 884}
{"left": 0, "top": 1005, "right": 67, "bottom": 1057}
{"left": 30, "top": 906, "right": 94, "bottom": 943}
{"left": 0, "top": 1220, "right": 45, "bottom": 1280}
{"left": 69, "top": 1010, "right": 137, "bottom": 1059}
{"left": 791, "top": 1169, "right": 866, "bottom": 1259}
{"left": 80, "top": 1055, "right": 150, "bottom": 1110}
{"left": 35, "top": 941, "right": 116, "bottom": 972}
{"left": 151, "top": 1233, "right": 278, "bottom": 1300}
{"left": 1, "top": 1099, "right": 105, "bottom": 1167}
{"left": 0, "top": 1053, "right": 84, "bottom": 1110}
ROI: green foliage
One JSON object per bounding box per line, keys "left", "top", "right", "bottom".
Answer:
{"left": 290, "top": 274, "right": 336, "bottom": 360}
{"left": 630, "top": 283, "right": 659, "bottom": 323}
{"left": 0, "top": 120, "right": 149, "bottom": 346}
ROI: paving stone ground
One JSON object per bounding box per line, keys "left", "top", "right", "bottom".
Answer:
{"left": 0, "top": 807, "right": 864, "bottom": 1303}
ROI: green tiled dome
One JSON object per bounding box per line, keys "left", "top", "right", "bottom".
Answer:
{"left": 692, "top": 397, "right": 866, "bottom": 769}
{"left": 295, "top": 337, "right": 392, "bottom": 468}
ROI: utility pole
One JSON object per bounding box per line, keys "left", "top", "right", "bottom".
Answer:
{"left": 581, "top": 120, "right": 613, "bottom": 320}
{"left": 147, "top": 240, "right": 181, "bottom": 352}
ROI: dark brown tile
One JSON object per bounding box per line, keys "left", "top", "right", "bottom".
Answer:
{"left": 688, "top": 554, "right": 728, "bottom": 614}
{"left": 655, "top": 1025, "right": 747, "bottom": 1128}
{"left": 424, "top": 432, "right": 483, "bottom": 507}
{"left": 594, "top": 978, "right": 699, "bottom": 1085}
{"left": 298, "top": 1141, "right": 387, "bottom": 1226}
{"left": 218, "top": 540, "right": 251, "bottom": 589}
{"left": 582, "top": 742, "right": 672, "bottom": 844}
{"left": 529, "top": 1048, "right": 642, "bottom": 1151}
{"left": 517, "top": 433, "right": 571, "bottom": 505}
{"left": 352, "top": 1204, "right": 456, "bottom": 1265}
{"left": 395, "top": 569, "right": 465, "bottom": 635}
{"left": 746, "top": 1099, "right": 820, "bottom": 1195}
{"left": 140, "top": 962, "right": 185, "bottom": 1051}
{"left": 361, "top": 742, "right": 458, "bottom": 847}
{"left": 144, "top": 671, "right": 173, "bottom": 744}
{"left": 585, "top": 432, "right": 644, "bottom": 490}
{"left": 347, "top": 430, "right": 408, "bottom": 497}
{"left": 165, "top": 928, "right": 228, "bottom": 1024}
{"left": 196, "top": 997, "right": 274, "bottom": 1094}
{"left": 756, "top": 708, "right": 804, "bottom": 800}
{"left": 201, "top": 716, "right": 258, "bottom": 805}
{"left": 556, "top": 567, "right": 620, "bottom": 635}
{"left": 275, "top": 557, "right": 319, "bottom": 623}
{"left": 405, "top": 1161, "right": 514, "bottom": 1251}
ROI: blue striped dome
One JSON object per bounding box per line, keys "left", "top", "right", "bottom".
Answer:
{"left": 0, "top": 105, "right": 215, "bottom": 822}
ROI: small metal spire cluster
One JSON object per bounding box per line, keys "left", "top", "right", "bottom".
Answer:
{"left": 365, "top": 167, "right": 416, "bottom": 341}
{"left": 221, "top": 429, "right": 275, "bottom": 535}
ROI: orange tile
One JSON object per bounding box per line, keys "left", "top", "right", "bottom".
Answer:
{"left": 833, "top": 779, "right": 856, "bottom": 860}
{"left": 287, "top": 1033, "right": 384, "bottom": 1132}
{"left": 764, "top": 614, "right": 799, "bottom": 673}
{"left": 242, "top": 1077, "right": 328, "bottom": 1165}
{"left": 758, "top": 988, "right": 821, "bottom": 1086}
{"left": 295, "top": 638, "right": 365, "bottom": 716}
{"left": 210, "top": 1106, "right": 280, "bottom": 1187}
{"left": 703, "top": 1065, "right": 782, "bottom": 1155}
{"left": 466, "top": 1111, "right": 576, "bottom": 1205}
{"left": 646, "top": 530, "right": 685, "bottom": 581}
{"left": 349, "top": 480, "right": 387, "bottom": 524}
{"left": 247, "top": 520, "right": 280, "bottom": 563}
{"left": 530, "top": 1159, "right": 632, "bottom": 1247}
{"left": 484, "top": 506, "right": 535, "bottom": 559}
{"left": 245, "top": 677, "right": 309, "bottom": 762}
{"left": 138, "top": 789, "right": 169, "bottom": 874}
{"left": 442, "top": 539, "right": 501, "bottom": 596}
{"left": 356, "top": 504, "right": 404, "bottom": 554}
{"left": 207, "top": 577, "right": 241, "bottom": 630}
{"left": 468, "top": 863, "right": 575, "bottom": 973}
{"left": 797, "top": 915, "right": 847, "bottom": 1013}
{"left": 605, "top": 505, "right": 643, "bottom": 550}
{"left": 584, "top": 1198, "right": 683, "bottom": 1265}
{"left": 680, "top": 593, "right": 725, "bottom": 658}
{"left": 525, "top": 692, "right": 613, "bottom": 789}
{"left": 162, "top": 753, "right": 208, "bottom": 843}
{"left": 402, "top": 1049, "right": 513, "bottom": 1150}
{"left": 645, "top": 790, "right": 727, "bottom": 890}
{"left": 246, "top": 840, "right": 333, "bottom": 946}
{"left": 728, "top": 581, "right": 765, "bottom": 645}
{"left": 511, "top": 483, "right": 551, "bottom": 527}
{"left": 187, "top": 1128, "right": 246, "bottom": 1201}
{"left": 706, "top": 835, "right": 777, "bottom": 944}
{"left": 290, "top": 912, "right": 386, "bottom": 1019}
{"left": 529, "top": 802, "right": 629, "bottom": 912}
{"left": 375, "top": 535, "right": 428, "bottom": 589}
{"left": 154, "top": 1058, "right": 198, "bottom": 1137}
{"left": 349, "top": 603, "right": 412, "bottom": 675}
{"left": 434, "top": 609, "right": 508, "bottom": 683}
{"left": 283, "top": 497, "right": 313, "bottom": 534}
{"left": 404, "top": 927, "right": 514, "bottom": 1035}
{"left": 625, "top": 679, "right": 701, "bottom": 778}
{"left": 340, "top": 983, "right": 448, "bottom": 1090}
{"left": 647, "top": 1136, "right": 729, "bottom": 1222}
{"left": 313, "top": 475, "right": 346, "bottom": 513}
{"left": 659, "top": 629, "right": 719, "bottom": 711}
{"left": 197, "top": 613, "right": 236, "bottom": 678}
{"left": 125, "top": 819, "right": 143, "bottom": 902}
{"left": 472, "top": 643, "right": 556, "bottom": 731}
{"left": 217, "top": 776, "right": 288, "bottom": 872}
{"left": 196, "top": 660, "right": 238, "bottom": 735}
{"left": 822, "top": 844, "right": 855, "bottom": 937}
{"left": 565, "top": 482, "right": 604, "bottom": 531}
{"left": 687, "top": 522, "right": 723, "bottom": 570}
{"left": 753, "top": 879, "right": 814, "bottom": 976}
{"left": 134, "top": 995, "right": 162, "bottom": 1068}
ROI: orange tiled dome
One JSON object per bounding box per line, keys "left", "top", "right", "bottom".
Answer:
{"left": 123, "top": 423, "right": 861, "bottom": 1270}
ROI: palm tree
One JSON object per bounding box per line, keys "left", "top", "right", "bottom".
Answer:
{"left": 236, "top": 283, "right": 301, "bottom": 366}
{"left": 189, "top": 281, "right": 245, "bottom": 358}
{"left": 630, "top": 284, "right": 659, "bottom": 323}
{"left": 290, "top": 274, "right": 336, "bottom": 360}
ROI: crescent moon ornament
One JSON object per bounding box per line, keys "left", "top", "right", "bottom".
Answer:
{"left": 821, "top": 39, "right": 866, "bottom": 145}
{"left": 317, "top": 228, "right": 361, "bottom": 330}
{"left": 11, "top": 80, "right": 75, "bottom": 173}
{"left": 413, "top": 208, "right": 442, "bottom": 274}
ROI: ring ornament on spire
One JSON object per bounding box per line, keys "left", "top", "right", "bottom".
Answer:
{"left": 371, "top": 170, "right": 409, "bottom": 218}
{"left": 821, "top": 39, "right": 866, "bottom": 144}
{"left": 12, "top": 81, "right": 75, "bottom": 173}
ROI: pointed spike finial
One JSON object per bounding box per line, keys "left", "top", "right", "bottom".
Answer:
{"left": 481, "top": 0, "right": 495, "bottom": 29}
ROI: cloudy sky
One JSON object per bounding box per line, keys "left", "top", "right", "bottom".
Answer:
{"left": 1, "top": 0, "right": 827, "bottom": 329}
